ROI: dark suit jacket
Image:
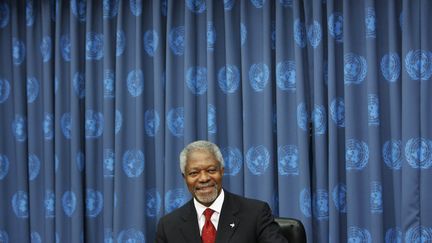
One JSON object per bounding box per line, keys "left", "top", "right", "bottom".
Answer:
{"left": 155, "top": 191, "right": 288, "bottom": 243}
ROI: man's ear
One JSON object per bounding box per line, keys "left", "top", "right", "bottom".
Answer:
{"left": 220, "top": 167, "right": 224, "bottom": 175}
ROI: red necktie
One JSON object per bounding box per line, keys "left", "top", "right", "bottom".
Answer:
{"left": 201, "top": 208, "right": 216, "bottom": 243}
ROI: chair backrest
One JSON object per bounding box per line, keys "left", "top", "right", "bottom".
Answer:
{"left": 274, "top": 217, "right": 307, "bottom": 243}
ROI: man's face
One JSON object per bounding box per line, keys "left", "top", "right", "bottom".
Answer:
{"left": 184, "top": 150, "right": 224, "bottom": 207}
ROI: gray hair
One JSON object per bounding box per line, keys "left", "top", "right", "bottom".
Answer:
{"left": 179, "top": 140, "right": 224, "bottom": 174}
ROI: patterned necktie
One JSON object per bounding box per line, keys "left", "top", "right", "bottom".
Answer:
{"left": 201, "top": 208, "right": 216, "bottom": 243}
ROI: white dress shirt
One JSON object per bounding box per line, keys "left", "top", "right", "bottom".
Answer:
{"left": 193, "top": 189, "right": 225, "bottom": 235}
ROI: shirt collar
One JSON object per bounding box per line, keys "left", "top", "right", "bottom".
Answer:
{"left": 194, "top": 189, "right": 225, "bottom": 216}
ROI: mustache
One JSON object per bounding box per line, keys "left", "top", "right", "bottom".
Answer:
{"left": 194, "top": 182, "right": 216, "bottom": 190}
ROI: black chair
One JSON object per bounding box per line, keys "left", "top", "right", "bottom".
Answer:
{"left": 275, "top": 217, "right": 307, "bottom": 243}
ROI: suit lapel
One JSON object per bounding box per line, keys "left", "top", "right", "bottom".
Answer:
{"left": 179, "top": 201, "right": 201, "bottom": 243}
{"left": 216, "top": 192, "right": 240, "bottom": 243}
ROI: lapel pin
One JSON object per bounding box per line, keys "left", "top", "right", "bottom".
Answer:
{"left": 230, "top": 223, "right": 235, "bottom": 228}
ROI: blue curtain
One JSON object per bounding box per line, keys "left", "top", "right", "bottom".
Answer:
{"left": 1, "top": 0, "right": 431, "bottom": 242}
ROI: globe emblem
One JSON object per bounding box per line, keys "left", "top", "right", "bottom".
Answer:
{"left": 385, "top": 227, "right": 402, "bottom": 243}
{"left": 307, "top": 20, "right": 322, "bottom": 48}
{"left": 405, "top": 226, "right": 432, "bottom": 243}
{"left": 224, "top": 0, "right": 235, "bottom": 11}
{"left": 348, "top": 226, "right": 372, "bottom": 243}
{"left": 278, "top": 145, "right": 299, "bottom": 176}
{"left": 168, "top": 26, "right": 185, "bottom": 56}
{"left": 28, "top": 154, "right": 41, "bottom": 181}
{"left": 40, "top": 36, "right": 52, "bottom": 62}
{"left": 11, "top": 190, "right": 29, "bottom": 218}
{"left": 85, "top": 110, "right": 104, "bottom": 139}
{"left": 368, "top": 94, "right": 380, "bottom": 126}
{"left": 207, "top": 22, "right": 216, "bottom": 51}
{"left": 104, "top": 69, "right": 115, "bottom": 98}
{"left": 144, "top": 30, "right": 159, "bottom": 57}
{"left": 146, "top": 188, "right": 161, "bottom": 217}
{"left": 104, "top": 228, "right": 114, "bottom": 243}
{"left": 116, "top": 30, "right": 126, "bottom": 57}
{"left": 405, "top": 137, "right": 432, "bottom": 169}
{"left": 313, "top": 189, "right": 329, "bottom": 220}
{"left": 62, "top": 191, "right": 77, "bottom": 217}
{"left": 328, "top": 12, "right": 343, "bottom": 42}
{"left": 12, "top": 38, "right": 26, "bottom": 65}
{"left": 167, "top": 107, "right": 184, "bottom": 137}
{"left": 382, "top": 140, "right": 402, "bottom": 170}
{"left": 117, "top": 228, "right": 145, "bottom": 243}
{"left": 103, "top": 148, "right": 115, "bottom": 178}
{"left": 26, "top": 1, "right": 34, "bottom": 26}
{"left": 103, "top": 0, "right": 119, "bottom": 18}
{"left": 365, "top": 7, "right": 376, "bottom": 38}
{"left": 246, "top": 145, "right": 270, "bottom": 175}
{"left": 250, "top": 0, "right": 265, "bottom": 8}
{"left": 44, "top": 190, "right": 55, "bottom": 218}
{"left": 122, "top": 149, "right": 145, "bottom": 178}
{"left": 186, "top": 0, "right": 206, "bottom": 13}
{"left": 0, "top": 2, "right": 10, "bottom": 28}
{"left": 186, "top": 66, "right": 208, "bottom": 95}
{"left": 380, "top": 52, "right": 401, "bottom": 82}
{"left": 27, "top": 77, "right": 40, "bottom": 103}
{"left": 405, "top": 49, "right": 432, "bottom": 81}
{"left": 299, "top": 188, "right": 311, "bottom": 217}
{"left": 60, "top": 112, "right": 72, "bottom": 139}
{"left": 312, "top": 104, "right": 327, "bottom": 135}
{"left": 145, "top": 109, "right": 160, "bottom": 137}
{"left": 0, "top": 78, "right": 11, "bottom": 103}
{"left": 129, "top": 0, "right": 143, "bottom": 16}
{"left": 332, "top": 183, "right": 347, "bottom": 213}
{"left": 85, "top": 188, "right": 103, "bottom": 217}
{"left": 12, "top": 114, "right": 27, "bottom": 142}
{"left": 60, "top": 34, "right": 71, "bottom": 61}
{"left": 73, "top": 72, "right": 86, "bottom": 99}
{"left": 276, "top": 60, "right": 296, "bottom": 91}
{"left": 86, "top": 32, "right": 104, "bottom": 60}
{"left": 240, "top": 23, "right": 247, "bottom": 46}
{"left": 330, "top": 97, "right": 345, "bottom": 127}
{"left": 279, "top": 0, "right": 293, "bottom": 7}
{"left": 0, "top": 230, "right": 8, "bottom": 243}
{"left": 344, "top": 53, "right": 368, "bottom": 85}
{"left": 370, "top": 181, "right": 382, "bottom": 213}
{"left": 42, "top": 112, "right": 54, "bottom": 140}
{"left": 0, "top": 154, "right": 10, "bottom": 180}
{"left": 248, "top": 63, "right": 269, "bottom": 92}
{"left": 127, "top": 69, "right": 144, "bottom": 97}
{"left": 207, "top": 104, "right": 216, "bottom": 135}
{"left": 115, "top": 110, "right": 122, "bottom": 134}
{"left": 31, "top": 232, "right": 41, "bottom": 243}
{"left": 294, "top": 19, "right": 306, "bottom": 48}
{"left": 345, "top": 138, "right": 369, "bottom": 170}
{"left": 297, "top": 102, "right": 309, "bottom": 131}
{"left": 221, "top": 146, "right": 242, "bottom": 176}
{"left": 76, "top": 151, "right": 85, "bottom": 172}
{"left": 71, "top": 0, "right": 87, "bottom": 22}
{"left": 165, "top": 188, "right": 189, "bottom": 213}
{"left": 218, "top": 64, "right": 240, "bottom": 94}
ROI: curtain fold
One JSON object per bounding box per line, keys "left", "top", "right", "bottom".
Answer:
{"left": 1, "top": 0, "right": 432, "bottom": 242}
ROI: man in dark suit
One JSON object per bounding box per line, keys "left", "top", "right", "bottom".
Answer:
{"left": 156, "top": 140, "right": 288, "bottom": 243}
